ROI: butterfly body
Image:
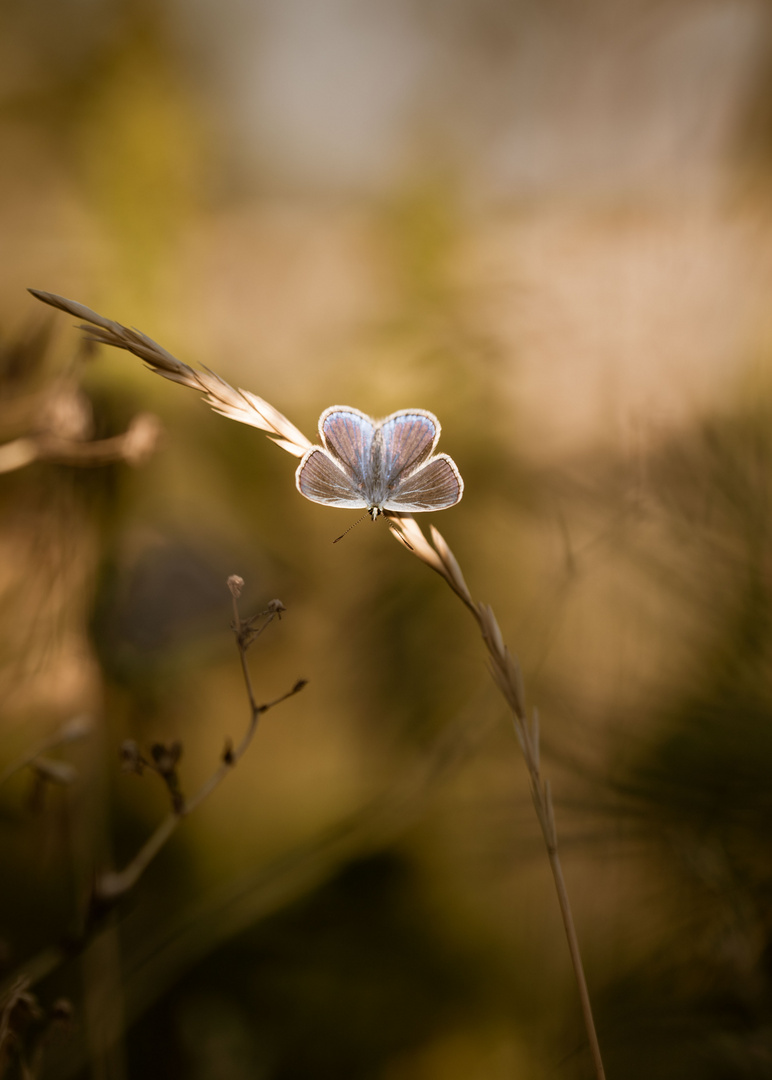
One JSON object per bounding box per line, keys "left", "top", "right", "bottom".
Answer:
{"left": 296, "top": 406, "right": 463, "bottom": 517}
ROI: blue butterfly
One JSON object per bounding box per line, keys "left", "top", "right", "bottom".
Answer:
{"left": 296, "top": 407, "right": 463, "bottom": 519}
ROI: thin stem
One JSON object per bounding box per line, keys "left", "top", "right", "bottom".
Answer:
{"left": 96, "top": 591, "right": 303, "bottom": 907}
{"left": 525, "top": 753, "right": 605, "bottom": 1078}
{"left": 546, "top": 841, "right": 607, "bottom": 1080}
{"left": 390, "top": 518, "right": 607, "bottom": 1080}
{"left": 233, "top": 587, "right": 260, "bottom": 722}
{"left": 517, "top": 740, "right": 605, "bottom": 1077}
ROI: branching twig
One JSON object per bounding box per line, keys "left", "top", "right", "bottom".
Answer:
{"left": 389, "top": 514, "right": 607, "bottom": 1080}
{"left": 92, "top": 578, "right": 306, "bottom": 914}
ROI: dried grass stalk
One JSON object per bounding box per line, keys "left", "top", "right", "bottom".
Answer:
{"left": 28, "top": 291, "right": 312, "bottom": 458}
{"left": 388, "top": 514, "right": 607, "bottom": 1080}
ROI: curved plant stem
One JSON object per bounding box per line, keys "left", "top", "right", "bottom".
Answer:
{"left": 389, "top": 515, "right": 606, "bottom": 1080}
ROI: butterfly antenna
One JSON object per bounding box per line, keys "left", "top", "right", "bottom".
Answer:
{"left": 333, "top": 512, "right": 370, "bottom": 544}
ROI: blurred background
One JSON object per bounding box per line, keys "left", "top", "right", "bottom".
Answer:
{"left": 3, "top": 0, "right": 772, "bottom": 1076}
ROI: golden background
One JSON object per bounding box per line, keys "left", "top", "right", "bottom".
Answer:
{"left": 2, "top": 1, "right": 772, "bottom": 1077}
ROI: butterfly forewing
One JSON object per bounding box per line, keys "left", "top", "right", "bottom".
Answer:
{"left": 384, "top": 454, "right": 463, "bottom": 511}
{"left": 320, "top": 407, "right": 375, "bottom": 486}
{"left": 378, "top": 411, "right": 438, "bottom": 487}
{"left": 296, "top": 448, "right": 367, "bottom": 508}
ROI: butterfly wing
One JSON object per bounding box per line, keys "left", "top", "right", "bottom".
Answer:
{"left": 298, "top": 405, "right": 462, "bottom": 514}
{"left": 383, "top": 454, "right": 463, "bottom": 512}
{"left": 377, "top": 410, "right": 439, "bottom": 487}
{"left": 319, "top": 407, "right": 376, "bottom": 487}
{"left": 295, "top": 448, "right": 368, "bottom": 508}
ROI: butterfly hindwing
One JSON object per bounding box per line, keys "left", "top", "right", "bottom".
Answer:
{"left": 295, "top": 448, "right": 367, "bottom": 508}
{"left": 384, "top": 454, "right": 463, "bottom": 512}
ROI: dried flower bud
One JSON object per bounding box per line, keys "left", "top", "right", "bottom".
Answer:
{"left": 267, "top": 598, "right": 286, "bottom": 614}
{"left": 150, "top": 740, "right": 183, "bottom": 775}
{"left": 228, "top": 575, "right": 245, "bottom": 598}
{"left": 119, "top": 740, "right": 144, "bottom": 775}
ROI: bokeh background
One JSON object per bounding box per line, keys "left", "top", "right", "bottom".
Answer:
{"left": 4, "top": 0, "right": 772, "bottom": 1077}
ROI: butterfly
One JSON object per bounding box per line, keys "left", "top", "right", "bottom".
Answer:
{"left": 296, "top": 406, "right": 463, "bottom": 519}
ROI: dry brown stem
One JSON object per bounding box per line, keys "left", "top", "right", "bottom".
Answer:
{"left": 93, "top": 583, "right": 305, "bottom": 910}
{"left": 388, "top": 514, "right": 607, "bottom": 1080}
{"left": 28, "top": 291, "right": 312, "bottom": 458}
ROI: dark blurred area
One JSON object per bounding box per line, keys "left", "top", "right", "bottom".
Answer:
{"left": 4, "top": 0, "right": 772, "bottom": 1077}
